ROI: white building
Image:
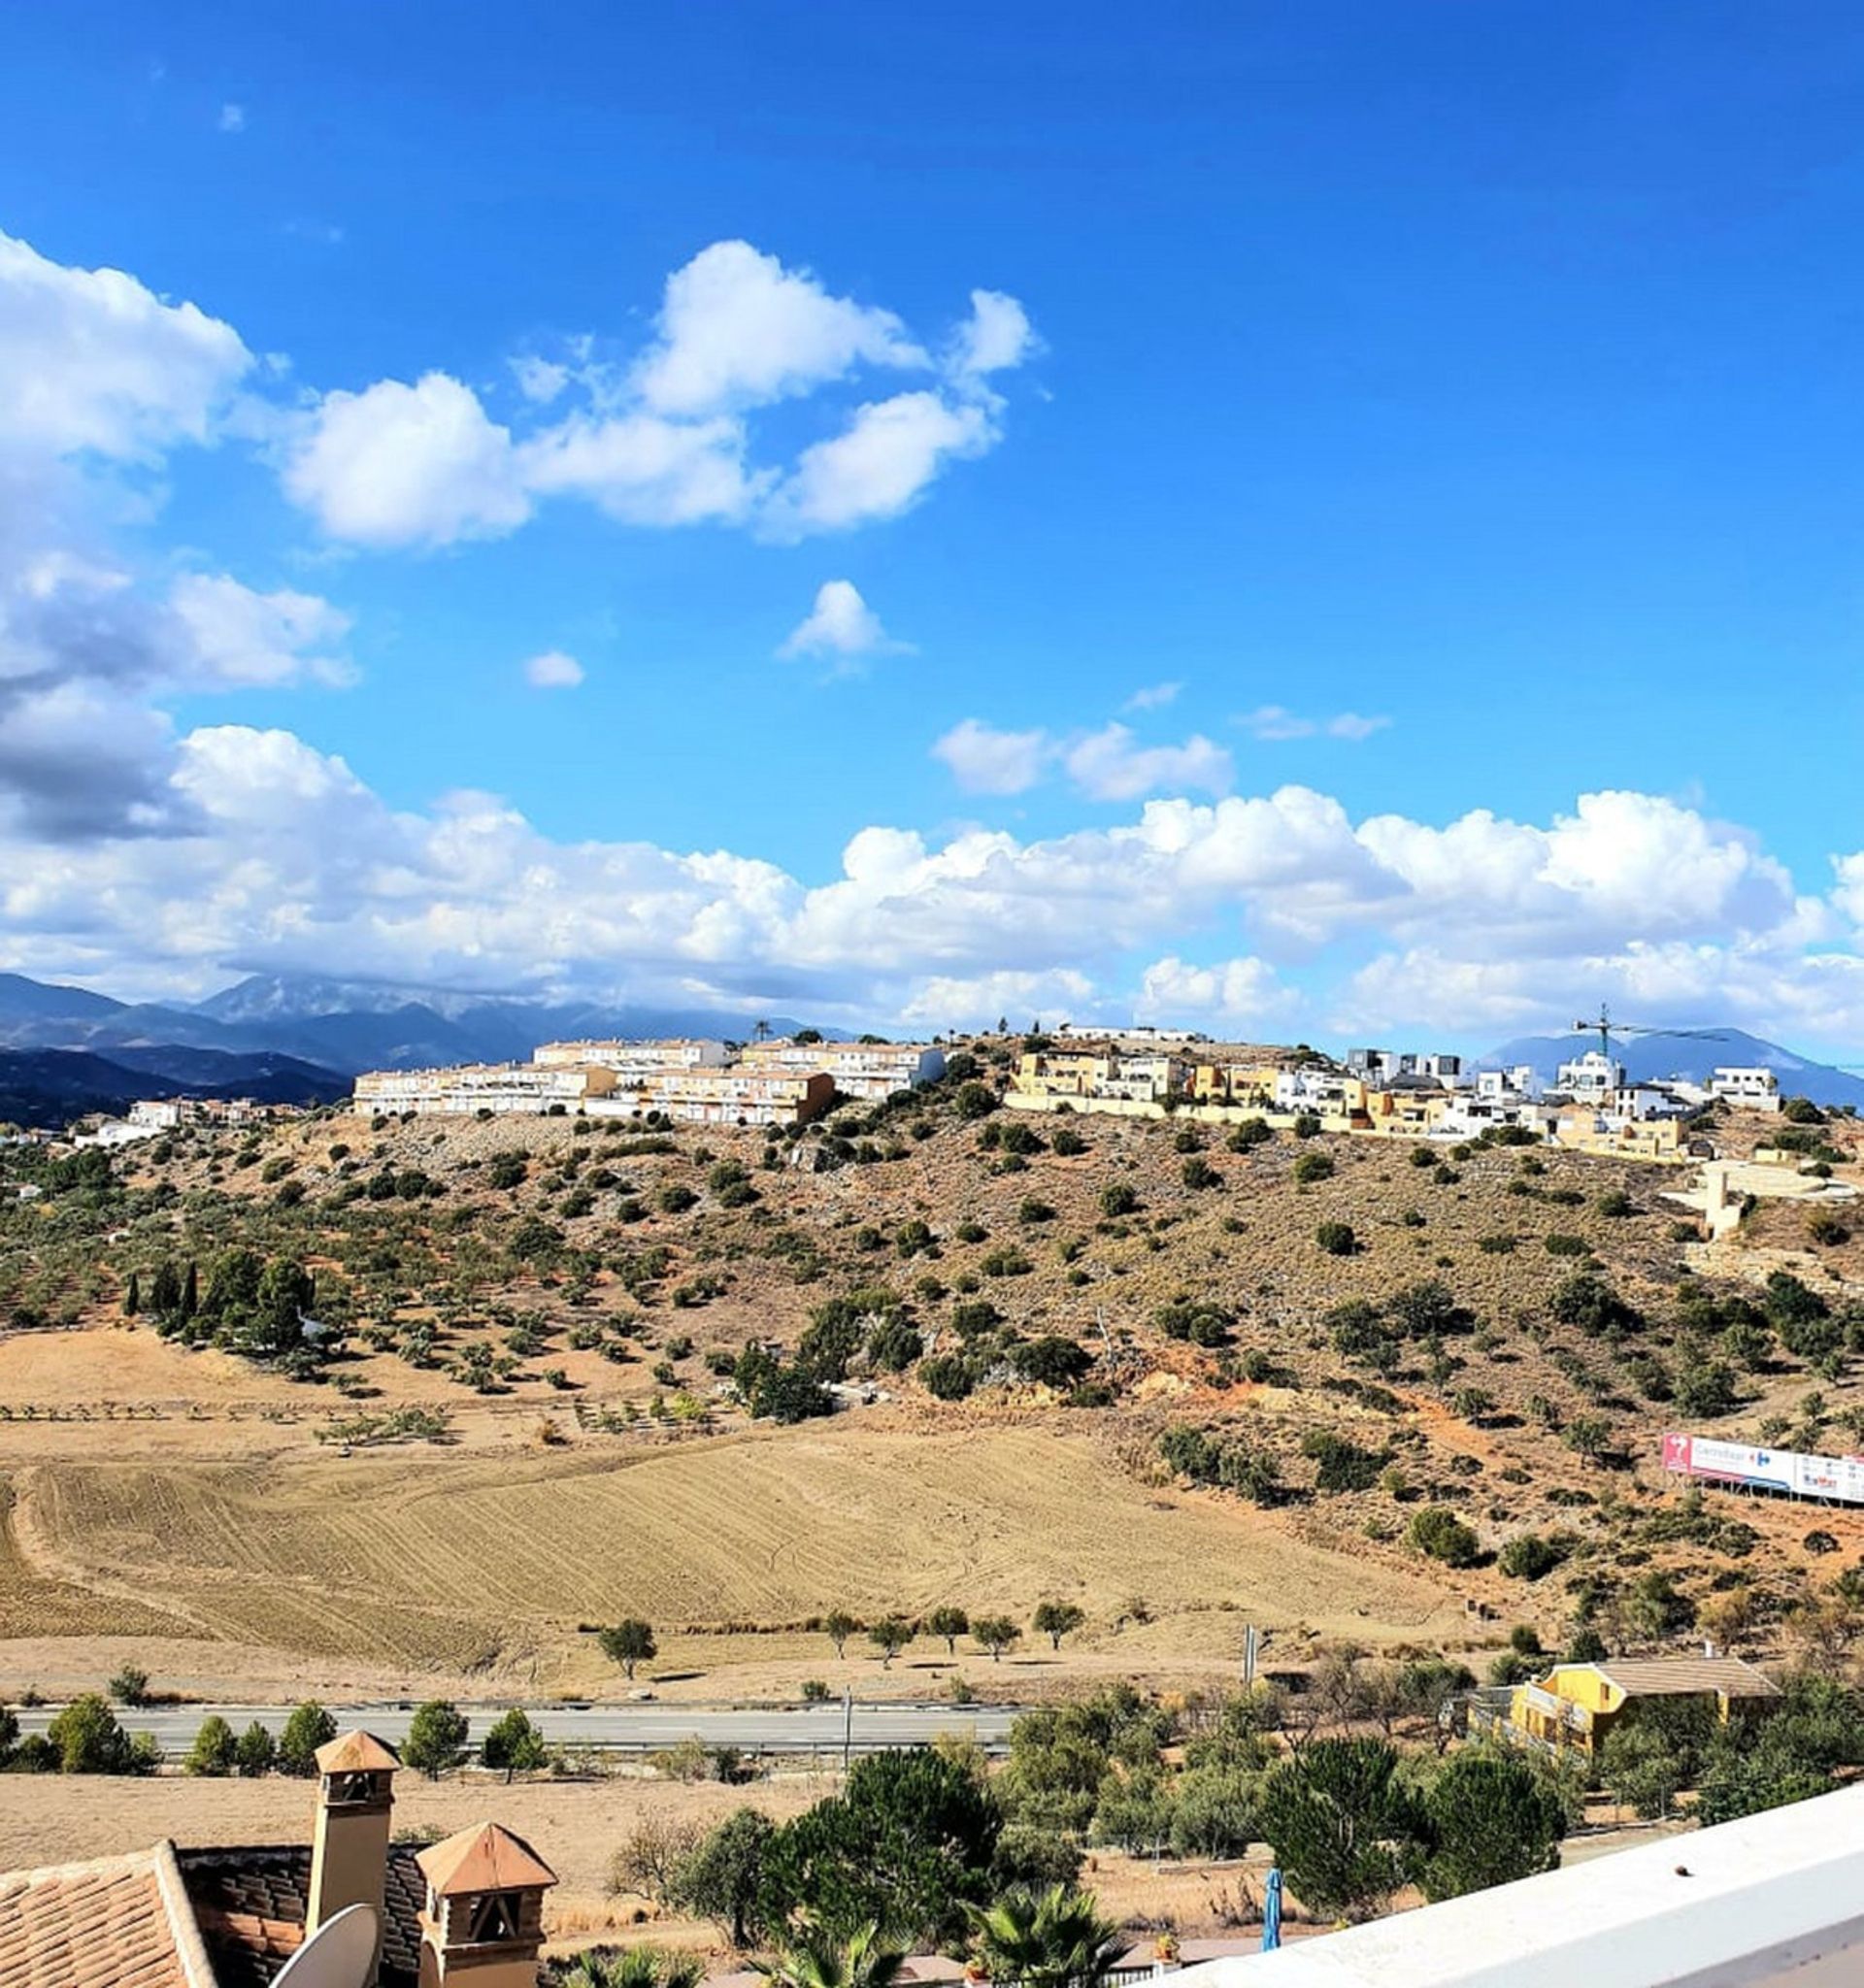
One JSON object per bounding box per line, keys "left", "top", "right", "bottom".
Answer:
{"left": 1618, "top": 1080, "right": 1695, "bottom": 1121}
{"left": 1711, "top": 1066, "right": 1784, "bottom": 1113}
{"left": 352, "top": 1062, "right": 616, "bottom": 1115}
{"left": 1554, "top": 1049, "right": 1626, "bottom": 1099}
{"left": 74, "top": 1117, "right": 165, "bottom": 1149}
{"left": 531, "top": 1038, "right": 728, "bottom": 1076}
{"left": 1348, "top": 1048, "right": 1465, "bottom": 1085}
{"left": 127, "top": 1099, "right": 184, "bottom": 1132}
{"left": 1476, "top": 1066, "right": 1543, "bottom": 1104}
{"left": 1275, "top": 1068, "right": 1358, "bottom": 1114}
{"left": 586, "top": 1066, "right": 833, "bottom": 1127}
{"left": 740, "top": 1039, "right": 946, "bottom": 1103}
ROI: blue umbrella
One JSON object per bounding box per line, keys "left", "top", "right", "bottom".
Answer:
{"left": 1262, "top": 1867, "right": 1283, "bottom": 1952}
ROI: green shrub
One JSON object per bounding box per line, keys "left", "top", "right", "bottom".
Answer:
{"left": 1407, "top": 1507, "right": 1481, "bottom": 1567}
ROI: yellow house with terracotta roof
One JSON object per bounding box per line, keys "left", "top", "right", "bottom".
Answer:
{"left": 1506, "top": 1656, "right": 1781, "bottom": 1756}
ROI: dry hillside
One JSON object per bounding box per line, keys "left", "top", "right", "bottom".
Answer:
{"left": 2, "top": 1054, "right": 1862, "bottom": 1697}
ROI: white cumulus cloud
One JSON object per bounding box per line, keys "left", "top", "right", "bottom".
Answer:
{"left": 168, "top": 573, "right": 354, "bottom": 687}
{"left": 779, "top": 580, "right": 912, "bottom": 667}
{"left": 632, "top": 240, "right": 926, "bottom": 416}
{"left": 1137, "top": 954, "right": 1292, "bottom": 1031}
{"left": 949, "top": 289, "right": 1038, "bottom": 379}
{"left": 283, "top": 372, "right": 531, "bottom": 548}
{"left": 0, "top": 226, "right": 250, "bottom": 460}
{"left": 1063, "top": 723, "right": 1233, "bottom": 802}
{"left": 931, "top": 718, "right": 1053, "bottom": 796}
{"left": 516, "top": 411, "right": 761, "bottom": 528}
{"left": 523, "top": 650, "right": 584, "bottom": 690}
{"left": 762, "top": 390, "right": 997, "bottom": 538}
{"left": 283, "top": 244, "right": 1034, "bottom": 549}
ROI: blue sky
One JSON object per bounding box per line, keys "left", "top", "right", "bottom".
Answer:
{"left": 4, "top": 3, "right": 1864, "bottom": 1050}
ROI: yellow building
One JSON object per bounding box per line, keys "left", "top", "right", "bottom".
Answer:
{"left": 1012, "top": 1044, "right": 1114, "bottom": 1100}
{"left": 1552, "top": 1109, "right": 1686, "bottom": 1163}
{"left": 1013, "top": 1044, "right": 1191, "bottom": 1103}
{"left": 1359, "top": 1085, "right": 1452, "bottom": 1137}
{"left": 1191, "top": 1062, "right": 1279, "bottom": 1108}
{"left": 1505, "top": 1656, "right": 1780, "bottom": 1756}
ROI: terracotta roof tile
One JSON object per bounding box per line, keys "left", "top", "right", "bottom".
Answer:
{"left": 0, "top": 1842, "right": 214, "bottom": 1988}
{"left": 314, "top": 1730, "right": 402, "bottom": 1774}
{"left": 1590, "top": 1656, "right": 1781, "bottom": 1699}
{"left": 415, "top": 1824, "right": 556, "bottom": 1897}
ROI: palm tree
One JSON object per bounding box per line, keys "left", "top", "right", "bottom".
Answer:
{"left": 549, "top": 1949, "right": 704, "bottom": 1988}
{"left": 756, "top": 1922, "right": 910, "bottom": 1988}
{"left": 966, "top": 1885, "right": 1126, "bottom": 1988}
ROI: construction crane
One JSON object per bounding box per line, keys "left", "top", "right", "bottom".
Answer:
{"left": 1571, "top": 1006, "right": 1730, "bottom": 1067}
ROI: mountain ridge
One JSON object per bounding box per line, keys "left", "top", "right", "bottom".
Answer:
{"left": 1481, "top": 1026, "right": 1864, "bottom": 1108}
{"left": 0, "top": 1047, "right": 351, "bottom": 1129}
{"left": 0, "top": 970, "right": 836, "bottom": 1075}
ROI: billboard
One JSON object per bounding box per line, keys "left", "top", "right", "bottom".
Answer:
{"left": 1663, "top": 1432, "right": 1864, "bottom": 1507}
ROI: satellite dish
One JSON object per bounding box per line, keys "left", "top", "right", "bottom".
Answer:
{"left": 272, "top": 1905, "right": 381, "bottom": 1988}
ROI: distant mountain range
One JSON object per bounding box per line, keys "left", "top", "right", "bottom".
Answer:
{"left": 5, "top": 966, "right": 1861, "bottom": 1126}
{"left": 0, "top": 1047, "right": 351, "bottom": 1130}
{"left": 1481, "top": 1027, "right": 1864, "bottom": 1109}
{"left": 0, "top": 971, "right": 830, "bottom": 1087}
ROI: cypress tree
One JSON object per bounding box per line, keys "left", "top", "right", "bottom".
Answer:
{"left": 123, "top": 1272, "right": 141, "bottom": 1317}
{"left": 150, "top": 1261, "right": 181, "bottom": 1315}
{"left": 182, "top": 1262, "right": 198, "bottom": 1319}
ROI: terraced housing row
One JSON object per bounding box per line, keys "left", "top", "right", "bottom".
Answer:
{"left": 352, "top": 1037, "right": 946, "bottom": 1127}
{"left": 1008, "top": 1038, "right": 1784, "bottom": 1163}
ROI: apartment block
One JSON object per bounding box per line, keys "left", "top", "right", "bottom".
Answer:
{"left": 353, "top": 1062, "right": 617, "bottom": 1115}
{"left": 739, "top": 1039, "right": 945, "bottom": 1102}
{"left": 1347, "top": 1046, "right": 1465, "bottom": 1084}
{"left": 1012, "top": 1043, "right": 1194, "bottom": 1107}
{"left": 588, "top": 1067, "right": 834, "bottom": 1127}
{"left": 531, "top": 1038, "right": 729, "bottom": 1075}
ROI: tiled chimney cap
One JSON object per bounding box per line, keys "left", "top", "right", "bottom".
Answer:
{"left": 416, "top": 1825, "right": 556, "bottom": 1898}
{"left": 315, "top": 1731, "right": 402, "bottom": 1774}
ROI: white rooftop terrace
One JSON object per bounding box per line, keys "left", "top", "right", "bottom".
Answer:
{"left": 1173, "top": 1782, "right": 1864, "bottom": 1988}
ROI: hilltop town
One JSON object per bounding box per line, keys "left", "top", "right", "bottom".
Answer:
{"left": 339, "top": 1026, "right": 1793, "bottom": 1164}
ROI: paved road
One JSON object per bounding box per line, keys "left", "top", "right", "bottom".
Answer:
{"left": 16, "top": 1699, "right": 1025, "bottom": 1756}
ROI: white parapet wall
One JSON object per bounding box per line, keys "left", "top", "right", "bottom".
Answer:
{"left": 1170, "top": 1782, "right": 1864, "bottom": 1988}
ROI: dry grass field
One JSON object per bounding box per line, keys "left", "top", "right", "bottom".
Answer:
{"left": 0, "top": 1417, "right": 1459, "bottom": 1685}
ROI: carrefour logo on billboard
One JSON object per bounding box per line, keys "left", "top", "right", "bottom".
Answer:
{"left": 1664, "top": 1432, "right": 1864, "bottom": 1505}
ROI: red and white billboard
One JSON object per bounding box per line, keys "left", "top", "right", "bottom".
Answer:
{"left": 1664, "top": 1432, "right": 1864, "bottom": 1506}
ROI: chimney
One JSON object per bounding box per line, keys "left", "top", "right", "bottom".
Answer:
{"left": 309, "top": 1730, "right": 401, "bottom": 1984}
{"left": 416, "top": 1823, "right": 557, "bottom": 1988}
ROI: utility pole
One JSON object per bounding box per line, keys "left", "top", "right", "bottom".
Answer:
{"left": 843, "top": 1685, "right": 853, "bottom": 1776}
